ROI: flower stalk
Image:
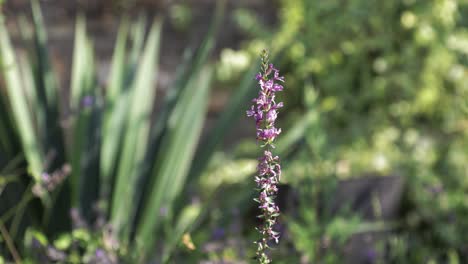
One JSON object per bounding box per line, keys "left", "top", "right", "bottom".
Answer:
{"left": 247, "top": 50, "right": 283, "bottom": 263}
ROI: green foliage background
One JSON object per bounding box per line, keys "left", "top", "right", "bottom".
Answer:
{"left": 217, "top": 0, "right": 468, "bottom": 262}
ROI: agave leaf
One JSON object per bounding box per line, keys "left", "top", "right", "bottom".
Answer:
{"left": 68, "top": 15, "right": 86, "bottom": 205}
{"left": 18, "top": 53, "right": 40, "bottom": 130}
{"left": 70, "top": 15, "right": 88, "bottom": 109}
{"left": 110, "top": 18, "right": 162, "bottom": 240}
{"left": 106, "top": 17, "right": 129, "bottom": 101}
{"left": 188, "top": 61, "right": 258, "bottom": 183}
{"left": 129, "top": 15, "right": 147, "bottom": 67}
{"left": 99, "top": 18, "right": 130, "bottom": 203}
{"left": 135, "top": 66, "right": 213, "bottom": 260}
{"left": 31, "top": 0, "right": 58, "bottom": 116}
{"left": 30, "top": 0, "right": 60, "bottom": 154}
{"left": 69, "top": 16, "right": 97, "bottom": 207}
{"left": 77, "top": 39, "right": 100, "bottom": 217}
{"left": 101, "top": 17, "right": 148, "bottom": 206}
{"left": 0, "top": 15, "right": 43, "bottom": 181}
{"left": 134, "top": 0, "right": 226, "bottom": 207}
{"left": 17, "top": 16, "right": 45, "bottom": 143}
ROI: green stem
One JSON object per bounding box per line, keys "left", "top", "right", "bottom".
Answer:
{"left": 0, "top": 191, "right": 34, "bottom": 223}
{"left": 0, "top": 219, "right": 22, "bottom": 264}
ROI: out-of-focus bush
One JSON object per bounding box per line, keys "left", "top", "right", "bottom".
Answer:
{"left": 212, "top": 0, "right": 468, "bottom": 262}
{"left": 280, "top": 0, "right": 468, "bottom": 262}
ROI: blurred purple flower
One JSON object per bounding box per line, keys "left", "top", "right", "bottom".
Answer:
{"left": 95, "top": 249, "right": 106, "bottom": 258}
{"left": 32, "top": 164, "right": 71, "bottom": 197}
{"left": 81, "top": 95, "right": 94, "bottom": 108}
{"left": 427, "top": 184, "right": 444, "bottom": 195}
{"left": 211, "top": 227, "right": 225, "bottom": 240}
{"left": 46, "top": 246, "right": 66, "bottom": 261}
{"left": 70, "top": 207, "right": 87, "bottom": 229}
{"left": 159, "top": 206, "right": 168, "bottom": 217}
{"left": 365, "top": 248, "right": 378, "bottom": 263}
{"left": 31, "top": 237, "right": 42, "bottom": 249}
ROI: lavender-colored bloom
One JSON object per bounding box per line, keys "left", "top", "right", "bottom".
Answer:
{"left": 365, "top": 248, "right": 378, "bottom": 263}
{"left": 257, "top": 127, "right": 281, "bottom": 142}
{"left": 81, "top": 95, "right": 94, "bottom": 108}
{"left": 31, "top": 237, "right": 43, "bottom": 249}
{"left": 41, "top": 172, "right": 51, "bottom": 182}
{"left": 32, "top": 164, "right": 71, "bottom": 197}
{"left": 46, "top": 246, "right": 67, "bottom": 261}
{"left": 266, "top": 110, "right": 277, "bottom": 123}
{"left": 426, "top": 184, "right": 444, "bottom": 195}
{"left": 95, "top": 249, "right": 106, "bottom": 258}
{"left": 211, "top": 227, "right": 226, "bottom": 240}
{"left": 70, "top": 207, "right": 87, "bottom": 229}
{"left": 159, "top": 206, "right": 168, "bottom": 217}
{"left": 247, "top": 50, "right": 284, "bottom": 264}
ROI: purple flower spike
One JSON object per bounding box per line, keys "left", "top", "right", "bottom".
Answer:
{"left": 247, "top": 50, "right": 284, "bottom": 264}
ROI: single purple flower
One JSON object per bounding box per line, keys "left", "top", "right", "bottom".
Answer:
{"left": 257, "top": 127, "right": 281, "bottom": 142}
{"left": 266, "top": 110, "right": 277, "bottom": 123}
{"left": 272, "top": 83, "right": 283, "bottom": 92}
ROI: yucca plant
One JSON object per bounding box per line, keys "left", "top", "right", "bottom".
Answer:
{"left": 0, "top": 0, "right": 266, "bottom": 262}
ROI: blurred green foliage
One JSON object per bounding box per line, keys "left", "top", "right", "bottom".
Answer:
{"left": 272, "top": 0, "right": 468, "bottom": 261}
{"left": 207, "top": 0, "right": 468, "bottom": 262}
